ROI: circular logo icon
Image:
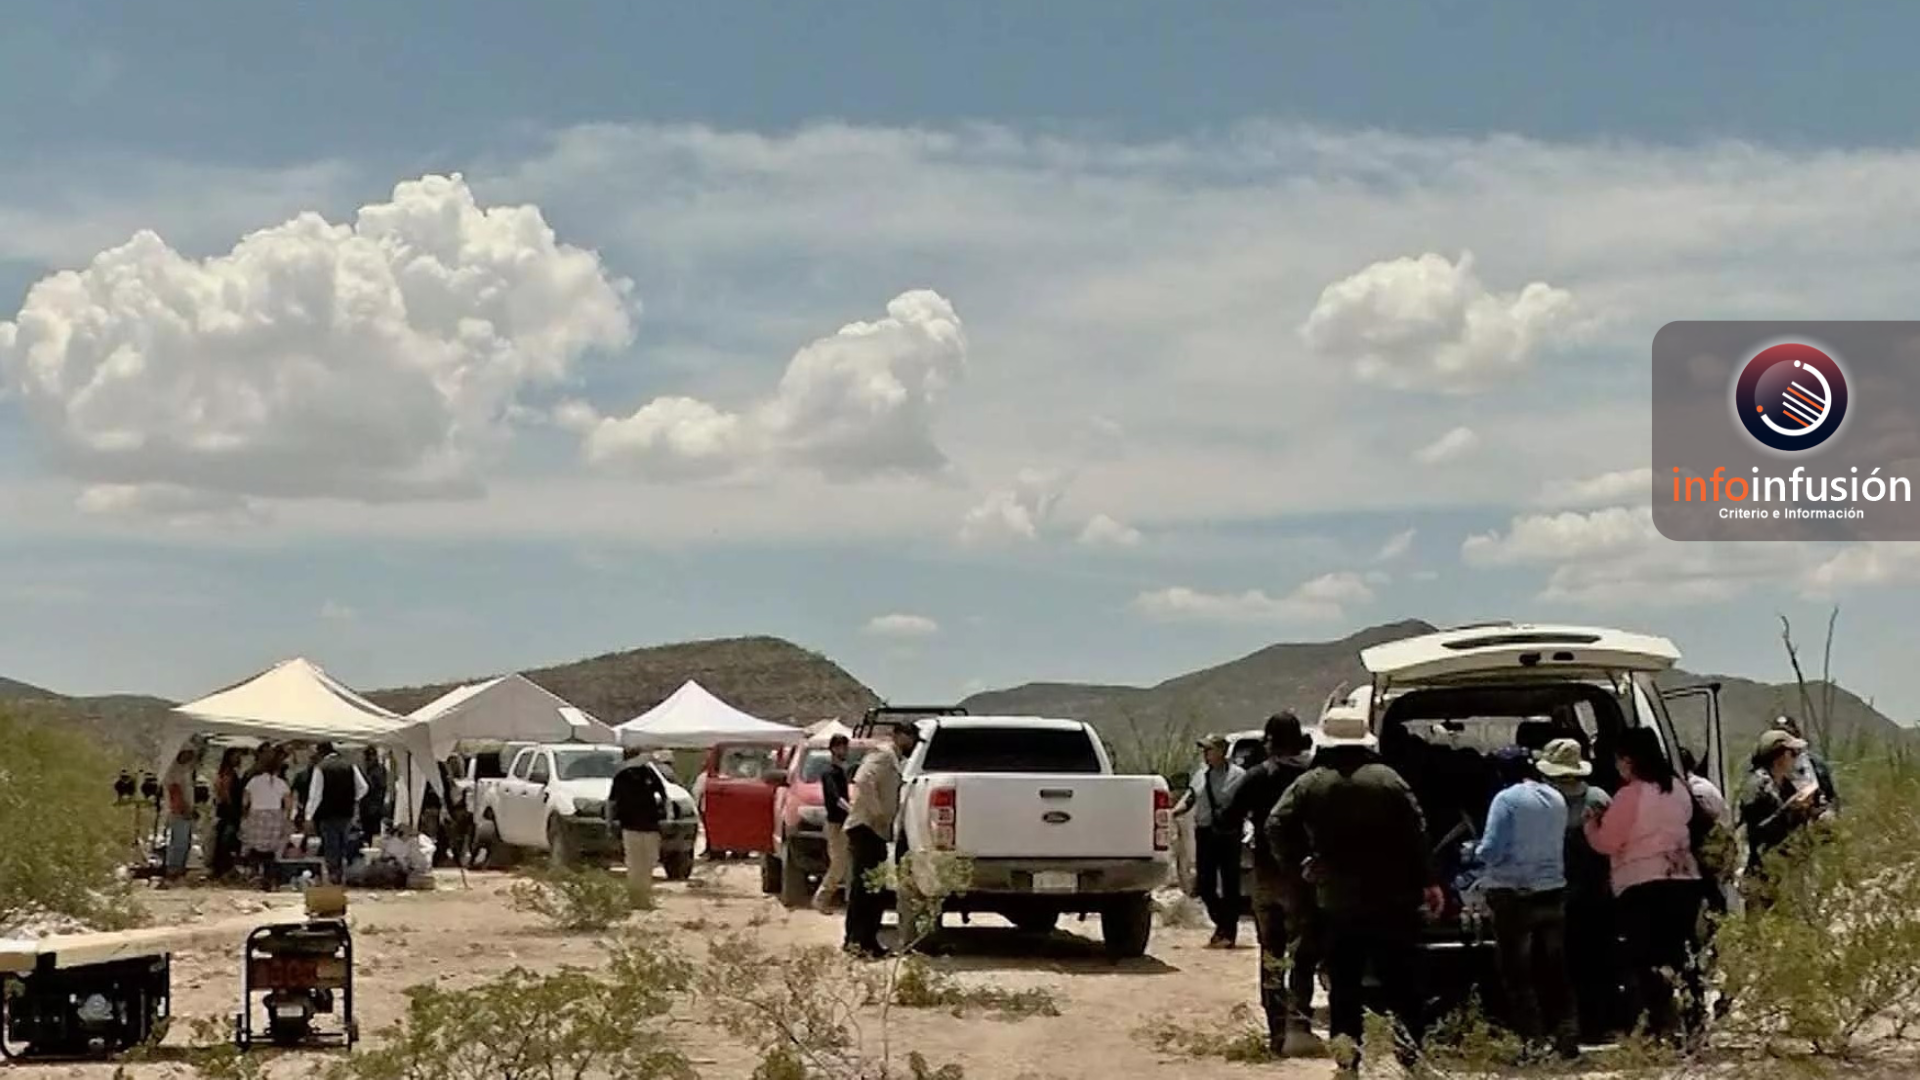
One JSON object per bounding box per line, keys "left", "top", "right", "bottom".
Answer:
{"left": 1735, "top": 342, "right": 1848, "bottom": 452}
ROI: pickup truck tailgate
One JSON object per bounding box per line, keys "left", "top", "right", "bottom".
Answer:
{"left": 939, "top": 774, "right": 1161, "bottom": 859}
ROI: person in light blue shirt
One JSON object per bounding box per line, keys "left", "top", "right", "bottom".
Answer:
{"left": 1173, "top": 735, "right": 1248, "bottom": 947}
{"left": 1477, "top": 746, "right": 1579, "bottom": 1062}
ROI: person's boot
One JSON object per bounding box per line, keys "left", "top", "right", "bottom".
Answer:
{"left": 1280, "top": 1018, "right": 1327, "bottom": 1057}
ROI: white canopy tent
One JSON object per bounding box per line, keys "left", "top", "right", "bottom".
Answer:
{"left": 615, "top": 680, "right": 806, "bottom": 750}
{"left": 399, "top": 674, "right": 616, "bottom": 817}
{"left": 160, "top": 658, "right": 442, "bottom": 823}
{"left": 802, "top": 718, "right": 856, "bottom": 745}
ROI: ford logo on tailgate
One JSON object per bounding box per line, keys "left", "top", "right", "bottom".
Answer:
{"left": 1041, "top": 810, "right": 1072, "bottom": 824}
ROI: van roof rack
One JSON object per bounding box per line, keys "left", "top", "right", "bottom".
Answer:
{"left": 854, "top": 704, "right": 967, "bottom": 738}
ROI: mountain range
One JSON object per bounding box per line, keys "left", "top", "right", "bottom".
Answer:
{"left": 2, "top": 620, "right": 1902, "bottom": 766}
{"left": 958, "top": 619, "right": 1906, "bottom": 760}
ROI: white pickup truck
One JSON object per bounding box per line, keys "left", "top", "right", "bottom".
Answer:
{"left": 888, "top": 715, "right": 1173, "bottom": 959}
{"left": 474, "top": 743, "right": 698, "bottom": 878}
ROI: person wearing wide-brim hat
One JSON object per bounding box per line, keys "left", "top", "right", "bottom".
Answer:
{"left": 1534, "top": 737, "right": 1620, "bottom": 1044}
{"left": 1271, "top": 703, "right": 1440, "bottom": 1073}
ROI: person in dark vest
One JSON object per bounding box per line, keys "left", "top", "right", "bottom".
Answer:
{"left": 609, "top": 745, "right": 669, "bottom": 908}
{"left": 304, "top": 741, "right": 369, "bottom": 884}
{"left": 1231, "top": 711, "right": 1324, "bottom": 1057}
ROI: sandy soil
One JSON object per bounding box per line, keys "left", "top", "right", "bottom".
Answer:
{"left": 26, "top": 862, "right": 1332, "bottom": 1080}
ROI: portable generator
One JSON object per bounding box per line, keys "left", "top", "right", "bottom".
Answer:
{"left": 0, "top": 952, "right": 171, "bottom": 1061}
{"left": 235, "top": 920, "right": 356, "bottom": 1049}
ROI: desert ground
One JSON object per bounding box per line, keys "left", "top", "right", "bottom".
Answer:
{"left": 38, "top": 862, "right": 1328, "bottom": 1080}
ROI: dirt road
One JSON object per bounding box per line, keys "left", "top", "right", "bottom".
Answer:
{"left": 40, "top": 862, "right": 1331, "bottom": 1079}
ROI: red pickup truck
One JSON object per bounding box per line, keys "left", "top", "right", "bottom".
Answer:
{"left": 759, "top": 734, "right": 880, "bottom": 906}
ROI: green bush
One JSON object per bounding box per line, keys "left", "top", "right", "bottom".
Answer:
{"left": 506, "top": 864, "right": 633, "bottom": 931}
{"left": 1709, "top": 744, "right": 1920, "bottom": 1068}
{"left": 0, "top": 708, "right": 141, "bottom": 931}
{"left": 325, "top": 930, "right": 694, "bottom": 1080}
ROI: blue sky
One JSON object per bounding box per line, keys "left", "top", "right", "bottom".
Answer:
{"left": 3, "top": 3, "right": 1919, "bottom": 721}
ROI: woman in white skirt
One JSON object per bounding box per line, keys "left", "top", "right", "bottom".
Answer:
{"left": 241, "top": 746, "right": 295, "bottom": 887}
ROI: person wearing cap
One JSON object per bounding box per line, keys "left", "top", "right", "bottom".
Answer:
{"left": 1271, "top": 704, "right": 1443, "bottom": 1074}
{"left": 1479, "top": 745, "right": 1578, "bottom": 1061}
{"left": 1738, "top": 728, "right": 1823, "bottom": 911}
{"left": 1228, "top": 711, "right": 1323, "bottom": 1056}
{"left": 1535, "top": 737, "right": 1620, "bottom": 1043}
{"left": 1173, "top": 733, "right": 1248, "bottom": 947}
{"left": 843, "top": 721, "right": 917, "bottom": 959}
{"left": 1772, "top": 715, "right": 1839, "bottom": 811}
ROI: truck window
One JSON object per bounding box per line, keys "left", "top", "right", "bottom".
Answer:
{"left": 918, "top": 726, "right": 1103, "bottom": 774}
{"left": 528, "top": 754, "right": 551, "bottom": 785}
{"left": 508, "top": 750, "right": 533, "bottom": 781}
{"left": 799, "top": 746, "right": 872, "bottom": 782}
{"left": 553, "top": 747, "right": 621, "bottom": 780}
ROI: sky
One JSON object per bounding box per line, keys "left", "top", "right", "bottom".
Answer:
{"left": 5, "top": 3, "right": 1920, "bottom": 720}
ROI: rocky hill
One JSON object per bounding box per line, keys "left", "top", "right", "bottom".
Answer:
{"left": 961, "top": 619, "right": 1906, "bottom": 763}
{"left": 366, "top": 635, "right": 880, "bottom": 727}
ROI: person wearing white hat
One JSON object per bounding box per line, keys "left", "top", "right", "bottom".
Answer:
{"left": 1271, "top": 700, "right": 1443, "bottom": 1073}
{"left": 1535, "top": 737, "right": 1621, "bottom": 1043}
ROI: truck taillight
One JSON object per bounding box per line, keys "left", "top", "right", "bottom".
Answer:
{"left": 1152, "top": 788, "right": 1172, "bottom": 851}
{"left": 930, "top": 786, "right": 957, "bottom": 850}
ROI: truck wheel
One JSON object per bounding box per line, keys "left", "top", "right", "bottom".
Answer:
{"left": 759, "top": 852, "right": 782, "bottom": 895}
{"left": 547, "top": 818, "right": 577, "bottom": 869}
{"left": 1101, "top": 894, "right": 1153, "bottom": 959}
{"left": 662, "top": 850, "right": 695, "bottom": 881}
{"left": 1010, "top": 911, "right": 1059, "bottom": 935}
{"left": 779, "top": 847, "right": 812, "bottom": 908}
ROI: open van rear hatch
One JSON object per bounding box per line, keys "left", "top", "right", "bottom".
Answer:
{"left": 1361, "top": 624, "right": 1680, "bottom": 689}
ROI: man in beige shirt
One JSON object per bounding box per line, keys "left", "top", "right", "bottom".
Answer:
{"left": 842, "top": 723, "right": 918, "bottom": 958}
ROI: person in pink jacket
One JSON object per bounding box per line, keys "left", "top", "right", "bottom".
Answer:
{"left": 1582, "top": 728, "right": 1704, "bottom": 1042}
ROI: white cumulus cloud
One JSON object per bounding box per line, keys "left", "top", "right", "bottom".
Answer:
{"left": 0, "top": 173, "right": 634, "bottom": 508}
{"left": 1077, "top": 513, "right": 1143, "bottom": 548}
{"left": 1461, "top": 504, "right": 1822, "bottom": 608}
{"left": 958, "top": 468, "right": 1067, "bottom": 545}
{"left": 1375, "top": 528, "right": 1417, "bottom": 562}
{"left": 1413, "top": 426, "right": 1481, "bottom": 466}
{"left": 1300, "top": 251, "right": 1576, "bottom": 392}
{"left": 863, "top": 612, "right": 940, "bottom": 639}
{"left": 573, "top": 289, "right": 965, "bottom": 481}
{"left": 1535, "top": 467, "right": 1655, "bottom": 507}
{"left": 1132, "top": 570, "right": 1380, "bottom": 624}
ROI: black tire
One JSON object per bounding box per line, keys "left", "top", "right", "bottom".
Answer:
{"left": 760, "top": 852, "right": 782, "bottom": 894}
{"left": 661, "top": 850, "right": 695, "bottom": 881}
{"left": 1101, "top": 894, "right": 1153, "bottom": 959}
{"left": 779, "top": 846, "right": 812, "bottom": 908}
{"left": 1010, "top": 911, "right": 1059, "bottom": 934}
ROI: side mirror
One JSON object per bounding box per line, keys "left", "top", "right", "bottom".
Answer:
{"left": 762, "top": 769, "right": 789, "bottom": 787}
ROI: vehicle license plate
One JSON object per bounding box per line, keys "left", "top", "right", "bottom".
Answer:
{"left": 1032, "top": 871, "right": 1077, "bottom": 892}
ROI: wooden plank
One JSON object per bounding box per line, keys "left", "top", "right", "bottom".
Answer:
{"left": 0, "top": 906, "right": 307, "bottom": 974}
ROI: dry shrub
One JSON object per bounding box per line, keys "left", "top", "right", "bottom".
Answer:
{"left": 324, "top": 930, "right": 693, "bottom": 1080}
{"left": 506, "top": 864, "right": 633, "bottom": 931}
{"left": 891, "top": 955, "right": 1060, "bottom": 1019}
{"left": 1138, "top": 1004, "right": 1271, "bottom": 1063}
